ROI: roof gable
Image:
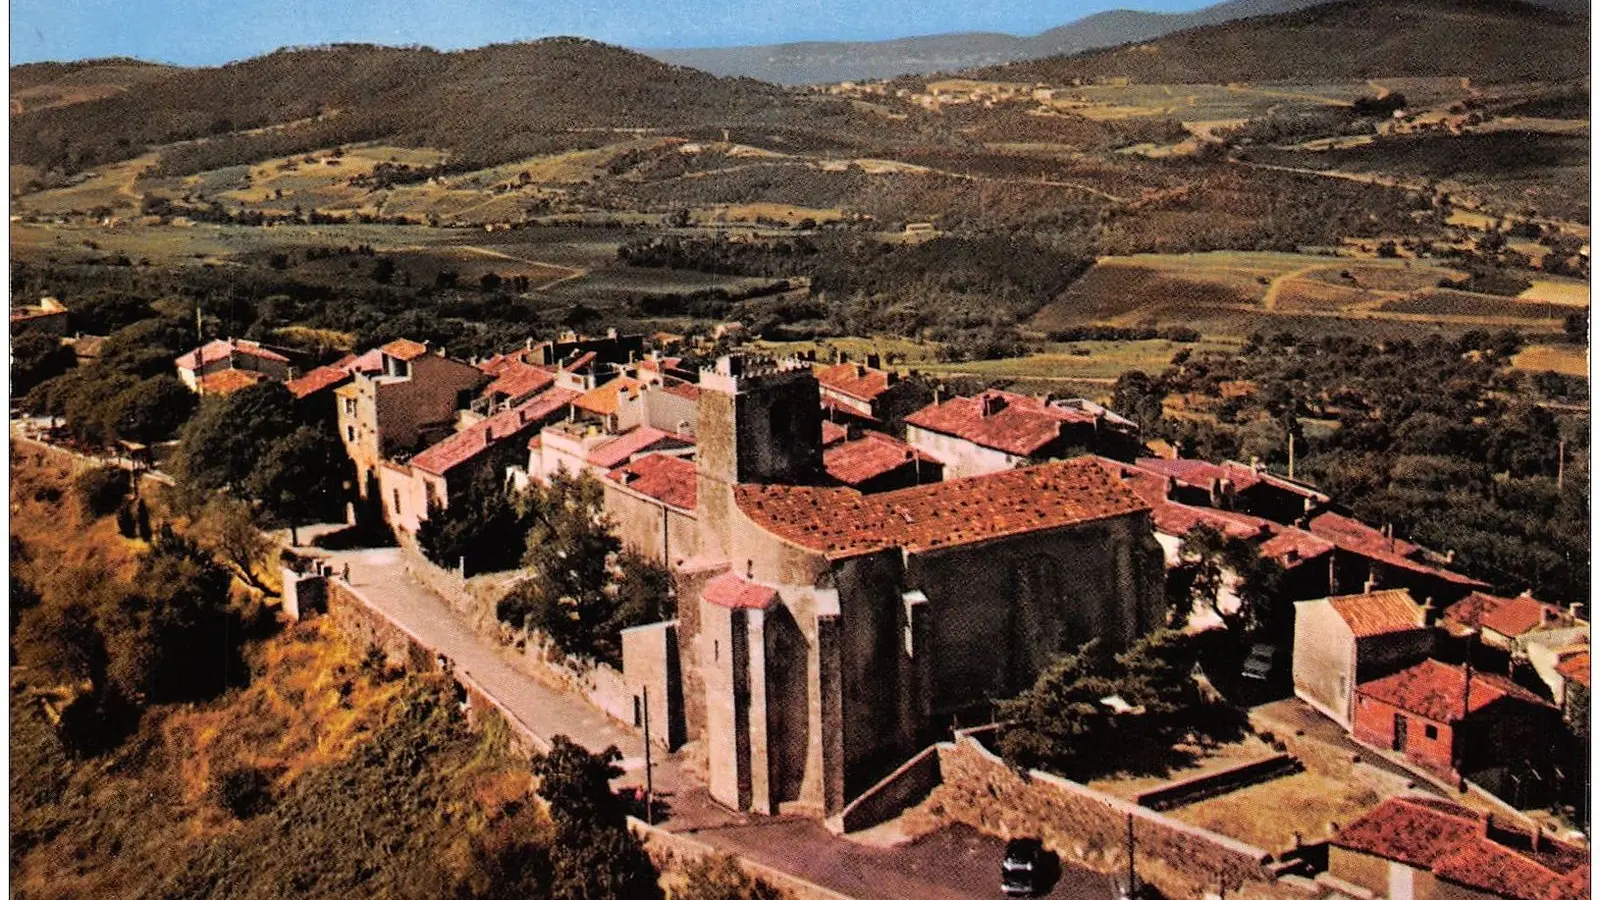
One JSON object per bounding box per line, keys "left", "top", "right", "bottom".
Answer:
{"left": 905, "top": 389, "right": 1088, "bottom": 456}
{"left": 1327, "top": 589, "right": 1424, "bottom": 638}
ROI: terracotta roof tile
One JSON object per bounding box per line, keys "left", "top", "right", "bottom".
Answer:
{"left": 1151, "top": 501, "right": 1272, "bottom": 541}
{"left": 586, "top": 427, "right": 693, "bottom": 470}
{"left": 1328, "top": 589, "right": 1425, "bottom": 638}
{"left": 1481, "top": 596, "right": 1566, "bottom": 638}
{"left": 661, "top": 377, "right": 700, "bottom": 401}
{"left": 1556, "top": 651, "right": 1590, "bottom": 687}
{"left": 1257, "top": 527, "right": 1336, "bottom": 567}
{"left": 381, "top": 338, "right": 430, "bottom": 361}
{"left": 736, "top": 457, "right": 1150, "bottom": 560}
{"left": 196, "top": 368, "right": 268, "bottom": 395}
{"left": 410, "top": 389, "right": 576, "bottom": 476}
{"left": 823, "top": 432, "right": 939, "bottom": 488}
{"left": 1333, "top": 796, "right": 1486, "bottom": 869}
{"left": 701, "top": 572, "right": 778, "bottom": 610}
{"left": 484, "top": 361, "right": 556, "bottom": 403}
{"left": 1336, "top": 797, "right": 1587, "bottom": 900}
{"left": 176, "top": 338, "right": 290, "bottom": 370}
{"left": 1308, "top": 511, "right": 1485, "bottom": 588}
{"left": 286, "top": 357, "right": 357, "bottom": 398}
{"left": 820, "top": 420, "right": 849, "bottom": 447}
{"left": 608, "top": 453, "right": 697, "bottom": 511}
{"left": 905, "top": 389, "right": 1088, "bottom": 456}
{"left": 1356, "top": 659, "right": 1552, "bottom": 722}
{"left": 574, "top": 377, "right": 642, "bottom": 416}
{"left": 814, "top": 362, "right": 894, "bottom": 403}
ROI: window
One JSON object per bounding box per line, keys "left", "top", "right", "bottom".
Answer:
{"left": 633, "top": 696, "right": 642, "bottom": 728}
{"left": 1424, "top": 724, "right": 1438, "bottom": 740}
{"left": 346, "top": 425, "right": 355, "bottom": 442}
{"left": 713, "top": 640, "right": 720, "bottom": 662}
{"left": 392, "top": 488, "right": 402, "bottom": 515}
{"left": 343, "top": 397, "right": 356, "bottom": 415}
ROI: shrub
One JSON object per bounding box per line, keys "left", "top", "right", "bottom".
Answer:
{"left": 74, "top": 467, "right": 131, "bottom": 518}
{"left": 212, "top": 766, "right": 274, "bottom": 819}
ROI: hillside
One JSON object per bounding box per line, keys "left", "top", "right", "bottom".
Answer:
{"left": 644, "top": 0, "right": 1330, "bottom": 84}
{"left": 973, "top": 0, "right": 1589, "bottom": 85}
{"left": 9, "top": 38, "right": 892, "bottom": 176}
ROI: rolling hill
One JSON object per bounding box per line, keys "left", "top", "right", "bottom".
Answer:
{"left": 8, "top": 39, "right": 895, "bottom": 177}
{"left": 643, "top": 0, "right": 1333, "bottom": 84}
{"left": 971, "top": 0, "right": 1589, "bottom": 84}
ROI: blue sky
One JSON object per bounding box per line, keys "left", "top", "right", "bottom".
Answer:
{"left": 11, "top": 0, "right": 1215, "bottom": 66}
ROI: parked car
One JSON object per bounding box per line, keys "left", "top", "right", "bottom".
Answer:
{"left": 1241, "top": 643, "right": 1277, "bottom": 682}
{"left": 1002, "top": 837, "right": 1044, "bottom": 897}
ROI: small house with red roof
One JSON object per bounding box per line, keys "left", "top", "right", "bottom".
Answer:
{"left": 175, "top": 338, "right": 294, "bottom": 392}
{"left": 604, "top": 453, "right": 701, "bottom": 564}
{"left": 822, "top": 431, "right": 943, "bottom": 493}
{"left": 811, "top": 355, "right": 933, "bottom": 433}
{"left": 904, "top": 389, "right": 1131, "bottom": 479}
{"left": 379, "top": 388, "right": 577, "bottom": 533}
{"left": 285, "top": 350, "right": 384, "bottom": 424}
{"left": 1352, "top": 659, "right": 1560, "bottom": 793}
{"left": 1304, "top": 511, "right": 1488, "bottom": 607}
{"left": 10, "top": 296, "right": 69, "bottom": 337}
{"left": 1329, "top": 795, "right": 1587, "bottom": 900}
{"left": 1293, "top": 589, "right": 1435, "bottom": 726}
{"left": 334, "top": 339, "right": 488, "bottom": 519}
{"left": 1132, "top": 457, "right": 1329, "bottom": 525}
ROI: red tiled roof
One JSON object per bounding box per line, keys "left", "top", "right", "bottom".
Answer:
{"left": 381, "top": 338, "right": 430, "bottom": 361}
{"left": 484, "top": 361, "right": 556, "bottom": 403}
{"left": 1257, "top": 527, "right": 1336, "bottom": 567}
{"left": 820, "top": 420, "right": 849, "bottom": 447}
{"left": 823, "top": 432, "right": 938, "bottom": 488}
{"left": 1334, "top": 796, "right": 1486, "bottom": 869}
{"left": 410, "top": 389, "right": 577, "bottom": 476}
{"left": 736, "top": 457, "right": 1150, "bottom": 560}
{"left": 660, "top": 377, "right": 700, "bottom": 401}
{"left": 1308, "top": 511, "right": 1485, "bottom": 588}
{"left": 586, "top": 427, "right": 693, "bottom": 470}
{"left": 1135, "top": 457, "right": 1239, "bottom": 489}
{"left": 607, "top": 453, "right": 697, "bottom": 511}
{"left": 1356, "top": 659, "right": 1552, "bottom": 722}
{"left": 286, "top": 357, "right": 356, "bottom": 398}
{"left": 196, "top": 368, "right": 268, "bottom": 394}
{"left": 814, "top": 362, "right": 894, "bottom": 403}
{"left": 347, "top": 348, "right": 384, "bottom": 373}
{"left": 1151, "top": 501, "right": 1271, "bottom": 541}
{"left": 905, "top": 389, "right": 1092, "bottom": 456}
{"left": 176, "top": 338, "right": 290, "bottom": 370}
{"left": 1556, "top": 651, "right": 1590, "bottom": 687}
{"left": 1327, "top": 589, "right": 1424, "bottom": 638}
{"left": 1336, "top": 797, "right": 1587, "bottom": 900}
{"left": 1481, "top": 596, "right": 1564, "bottom": 638}
{"left": 1445, "top": 591, "right": 1509, "bottom": 629}
{"left": 574, "top": 377, "right": 642, "bottom": 416}
{"left": 562, "top": 350, "right": 599, "bottom": 373}
{"left": 701, "top": 572, "right": 778, "bottom": 610}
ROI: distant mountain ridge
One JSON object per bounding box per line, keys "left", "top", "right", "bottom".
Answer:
{"left": 641, "top": 0, "right": 1584, "bottom": 84}
{"left": 974, "top": 0, "right": 1589, "bottom": 85}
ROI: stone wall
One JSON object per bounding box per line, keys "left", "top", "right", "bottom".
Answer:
{"left": 629, "top": 818, "right": 853, "bottom": 900}
{"left": 1133, "top": 754, "right": 1303, "bottom": 812}
{"left": 929, "top": 737, "right": 1274, "bottom": 900}
{"left": 829, "top": 742, "right": 944, "bottom": 834}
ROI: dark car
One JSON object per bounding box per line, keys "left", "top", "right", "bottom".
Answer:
{"left": 1240, "top": 643, "right": 1277, "bottom": 682}
{"left": 1002, "top": 837, "right": 1044, "bottom": 897}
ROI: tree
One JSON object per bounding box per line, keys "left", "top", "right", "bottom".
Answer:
{"left": 1170, "top": 525, "right": 1285, "bottom": 638}
{"left": 498, "top": 473, "right": 671, "bottom": 666}
{"left": 74, "top": 466, "right": 131, "bottom": 518}
{"left": 10, "top": 331, "right": 76, "bottom": 397}
{"left": 417, "top": 468, "right": 533, "bottom": 575}
{"left": 242, "top": 425, "right": 349, "bottom": 546}
{"left": 531, "top": 736, "right": 662, "bottom": 900}
{"left": 194, "top": 496, "right": 277, "bottom": 595}
{"left": 997, "top": 640, "right": 1122, "bottom": 775}
{"left": 107, "top": 374, "right": 197, "bottom": 444}
{"left": 173, "top": 382, "right": 299, "bottom": 492}
{"left": 102, "top": 530, "right": 240, "bottom": 704}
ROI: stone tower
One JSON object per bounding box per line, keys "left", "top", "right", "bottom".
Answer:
{"left": 696, "top": 355, "right": 823, "bottom": 559}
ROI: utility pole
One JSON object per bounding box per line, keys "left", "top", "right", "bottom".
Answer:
{"left": 1287, "top": 430, "right": 1296, "bottom": 481}
{"left": 643, "top": 684, "right": 655, "bottom": 825}
{"left": 1125, "top": 812, "right": 1137, "bottom": 899}
{"left": 1557, "top": 438, "right": 1566, "bottom": 489}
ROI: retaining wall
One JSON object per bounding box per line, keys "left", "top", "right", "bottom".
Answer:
{"left": 928, "top": 736, "right": 1274, "bottom": 900}
{"left": 630, "top": 817, "right": 856, "bottom": 900}
{"left": 829, "top": 743, "right": 944, "bottom": 834}
{"left": 1135, "top": 754, "right": 1304, "bottom": 812}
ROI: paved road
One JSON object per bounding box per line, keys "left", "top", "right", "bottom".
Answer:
{"left": 693, "top": 820, "right": 1120, "bottom": 900}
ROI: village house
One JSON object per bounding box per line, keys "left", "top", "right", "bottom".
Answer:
{"left": 821, "top": 431, "right": 943, "bottom": 492}
{"left": 1292, "top": 589, "right": 1435, "bottom": 727}
{"left": 903, "top": 388, "right": 1137, "bottom": 479}
{"left": 174, "top": 338, "right": 294, "bottom": 393}
{"left": 1329, "top": 795, "right": 1588, "bottom": 900}
{"left": 1305, "top": 511, "right": 1488, "bottom": 605}
{"left": 1351, "top": 659, "right": 1560, "bottom": 798}
{"left": 380, "top": 387, "right": 577, "bottom": 533}
{"left": 601, "top": 355, "right": 1164, "bottom": 818}
{"left": 1131, "top": 457, "right": 1330, "bottom": 525}
{"left": 1441, "top": 591, "right": 1589, "bottom": 704}
{"left": 811, "top": 355, "right": 933, "bottom": 433}
{"left": 334, "top": 339, "right": 487, "bottom": 513}
{"left": 285, "top": 349, "right": 383, "bottom": 426}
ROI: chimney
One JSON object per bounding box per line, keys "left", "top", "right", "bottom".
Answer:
{"left": 606, "top": 327, "right": 618, "bottom": 339}
{"left": 1422, "top": 597, "right": 1440, "bottom": 627}
{"left": 980, "top": 393, "right": 1006, "bottom": 417}
{"left": 833, "top": 347, "right": 845, "bottom": 364}
{"left": 1540, "top": 605, "right": 1554, "bottom": 627}
{"left": 866, "top": 352, "right": 881, "bottom": 370}
{"left": 1251, "top": 455, "right": 1262, "bottom": 474}
{"left": 1482, "top": 812, "right": 1493, "bottom": 838}
{"left": 1364, "top": 572, "right": 1378, "bottom": 594}
{"left": 1166, "top": 476, "right": 1178, "bottom": 500}
{"left": 1570, "top": 602, "right": 1585, "bottom": 621}
{"left": 1445, "top": 549, "right": 1455, "bottom": 563}
{"left": 885, "top": 369, "right": 899, "bottom": 386}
